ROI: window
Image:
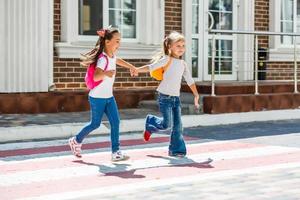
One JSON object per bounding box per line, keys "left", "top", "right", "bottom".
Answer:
{"left": 208, "top": 39, "right": 233, "bottom": 75}
{"left": 184, "top": 0, "right": 243, "bottom": 81}
{"left": 207, "top": 0, "right": 234, "bottom": 76}
{"left": 208, "top": 0, "right": 233, "bottom": 30}
{"left": 109, "top": 0, "right": 136, "bottom": 38}
{"left": 280, "top": 0, "right": 300, "bottom": 45}
{"left": 56, "top": 0, "right": 163, "bottom": 59}
{"left": 269, "top": 0, "right": 300, "bottom": 61}
{"left": 191, "top": 0, "right": 199, "bottom": 78}
{"left": 78, "top": 0, "right": 136, "bottom": 39}
{"left": 79, "top": 0, "right": 103, "bottom": 35}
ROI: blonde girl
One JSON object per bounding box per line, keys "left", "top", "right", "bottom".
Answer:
{"left": 137, "top": 31, "right": 199, "bottom": 157}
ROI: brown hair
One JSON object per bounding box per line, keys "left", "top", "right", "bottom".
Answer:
{"left": 80, "top": 26, "right": 119, "bottom": 67}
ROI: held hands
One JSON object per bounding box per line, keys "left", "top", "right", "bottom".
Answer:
{"left": 130, "top": 66, "right": 139, "bottom": 77}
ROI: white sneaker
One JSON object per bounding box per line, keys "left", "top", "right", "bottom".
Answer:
{"left": 68, "top": 137, "right": 82, "bottom": 158}
{"left": 111, "top": 150, "right": 130, "bottom": 162}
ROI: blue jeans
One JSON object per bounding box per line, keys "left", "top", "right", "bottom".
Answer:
{"left": 145, "top": 93, "right": 186, "bottom": 155}
{"left": 75, "top": 96, "right": 120, "bottom": 153}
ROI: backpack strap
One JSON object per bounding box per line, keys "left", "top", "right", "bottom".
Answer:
{"left": 162, "top": 57, "right": 173, "bottom": 73}
{"left": 97, "top": 53, "right": 109, "bottom": 71}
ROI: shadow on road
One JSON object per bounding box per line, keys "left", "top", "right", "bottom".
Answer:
{"left": 72, "top": 155, "right": 213, "bottom": 179}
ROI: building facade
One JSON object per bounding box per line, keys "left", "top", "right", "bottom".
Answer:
{"left": 1, "top": 0, "right": 300, "bottom": 113}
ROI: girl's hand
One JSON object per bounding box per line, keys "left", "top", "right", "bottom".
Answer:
{"left": 130, "top": 66, "right": 139, "bottom": 77}
{"left": 194, "top": 95, "right": 200, "bottom": 110}
{"left": 105, "top": 70, "right": 116, "bottom": 78}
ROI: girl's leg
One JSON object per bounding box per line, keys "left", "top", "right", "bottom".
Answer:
{"left": 145, "top": 94, "right": 172, "bottom": 133}
{"left": 75, "top": 97, "right": 106, "bottom": 143}
{"left": 104, "top": 97, "right": 120, "bottom": 153}
{"left": 169, "top": 97, "right": 186, "bottom": 156}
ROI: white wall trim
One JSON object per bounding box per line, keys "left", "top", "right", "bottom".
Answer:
{"left": 269, "top": 48, "right": 300, "bottom": 61}
{"left": 55, "top": 42, "right": 160, "bottom": 59}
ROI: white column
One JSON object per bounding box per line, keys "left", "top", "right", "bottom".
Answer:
{"left": 140, "top": 0, "right": 164, "bottom": 45}
{"left": 61, "top": 0, "right": 78, "bottom": 43}
{"left": 0, "top": 0, "right": 53, "bottom": 93}
{"left": 237, "top": 0, "right": 255, "bottom": 81}
{"left": 182, "top": 0, "right": 193, "bottom": 73}
{"left": 269, "top": 0, "right": 281, "bottom": 49}
{"left": 0, "top": 0, "right": 5, "bottom": 89}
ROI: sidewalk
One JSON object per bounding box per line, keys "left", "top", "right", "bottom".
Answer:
{"left": 1, "top": 108, "right": 300, "bottom": 143}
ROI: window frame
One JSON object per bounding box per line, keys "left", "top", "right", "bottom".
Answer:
{"left": 269, "top": 0, "right": 300, "bottom": 61}
{"left": 76, "top": 0, "right": 139, "bottom": 42}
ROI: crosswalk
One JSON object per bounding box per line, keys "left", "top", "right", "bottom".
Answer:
{"left": 1, "top": 133, "right": 300, "bottom": 200}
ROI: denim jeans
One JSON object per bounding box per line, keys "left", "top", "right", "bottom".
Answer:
{"left": 145, "top": 93, "right": 186, "bottom": 155}
{"left": 75, "top": 96, "right": 120, "bottom": 153}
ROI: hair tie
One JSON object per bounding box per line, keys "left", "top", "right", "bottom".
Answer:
{"left": 97, "top": 29, "right": 106, "bottom": 37}
{"left": 164, "top": 37, "right": 169, "bottom": 46}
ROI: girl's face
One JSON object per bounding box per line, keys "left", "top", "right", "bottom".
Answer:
{"left": 105, "top": 32, "right": 121, "bottom": 54}
{"left": 169, "top": 40, "right": 185, "bottom": 58}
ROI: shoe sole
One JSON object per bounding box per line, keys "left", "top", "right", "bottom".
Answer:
{"left": 111, "top": 155, "right": 130, "bottom": 162}
{"left": 68, "top": 138, "right": 82, "bottom": 158}
{"left": 143, "top": 130, "right": 151, "bottom": 142}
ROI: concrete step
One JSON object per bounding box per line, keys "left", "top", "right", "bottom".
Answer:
{"left": 138, "top": 93, "right": 204, "bottom": 115}
{"left": 138, "top": 100, "right": 158, "bottom": 111}
{"left": 182, "top": 82, "right": 300, "bottom": 95}
{"left": 181, "top": 103, "right": 202, "bottom": 115}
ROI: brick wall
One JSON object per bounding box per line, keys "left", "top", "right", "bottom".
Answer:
{"left": 267, "top": 62, "right": 300, "bottom": 80}
{"left": 53, "top": 0, "right": 159, "bottom": 91}
{"left": 165, "top": 0, "right": 182, "bottom": 34}
{"left": 255, "top": 0, "right": 269, "bottom": 48}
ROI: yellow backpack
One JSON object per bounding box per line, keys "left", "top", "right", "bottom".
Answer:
{"left": 150, "top": 57, "right": 173, "bottom": 81}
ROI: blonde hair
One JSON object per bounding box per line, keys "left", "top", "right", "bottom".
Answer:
{"left": 80, "top": 26, "right": 119, "bottom": 67}
{"left": 151, "top": 31, "right": 185, "bottom": 63}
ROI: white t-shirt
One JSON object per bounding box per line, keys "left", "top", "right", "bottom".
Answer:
{"left": 148, "top": 56, "right": 195, "bottom": 97}
{"left": 89, "top": 52, "right": 116, "bottom": 98}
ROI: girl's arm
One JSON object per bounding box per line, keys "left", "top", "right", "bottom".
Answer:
{"left": 94, "top": 68, "right": 115, "bottom": 81}
{"left": 189, "top": 83, "right": 200, "bottom": 109}
{"left": 116, "top": 58, "right": 136, "bottom": 70}
{"left": 137, "top": 65, "right": 150, "bottom": 73}
{"left": 116, "top": 58, "right": 138, "bottom": 76}
{"left": 136, "top": 56, "right": 167, "bottom": 74}
{"left": 182, "top": 61, "right": 200, "bottom": 109}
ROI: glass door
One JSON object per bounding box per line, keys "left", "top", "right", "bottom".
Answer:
{"left": 204, "top": 0, "right": 238, "bottom": 80}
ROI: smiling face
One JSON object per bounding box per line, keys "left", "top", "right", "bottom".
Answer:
{"left": 105, "top": 32, "right": 121, "bottom": 55}
{"left": 169, "top": 39, "right": 186, "bottom": 58}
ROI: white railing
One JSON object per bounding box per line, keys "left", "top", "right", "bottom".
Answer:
{"left": 207, "top": 13, "right": 300, "bottom": 96}
{"left": 208, "top": 29, "right": 300, "bottom": 96}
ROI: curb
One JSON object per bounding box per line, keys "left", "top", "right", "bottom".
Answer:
{"left": 1, "top": 109, "right": 300, "bottom": 143}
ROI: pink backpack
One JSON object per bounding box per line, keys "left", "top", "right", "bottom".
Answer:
{"left": 85, "top": 53, "right": 109, "bottom": 90}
